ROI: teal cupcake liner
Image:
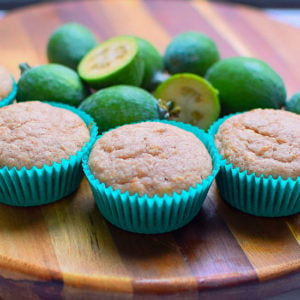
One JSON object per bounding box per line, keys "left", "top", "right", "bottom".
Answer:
{"left": 0, "top": 101, "right": 98, "bottom": 207}
{"left": 0, "top": 78, "right": 17, "bottom": 107}
{"left": 83, "top": 120, "right": 220, "bottom": 234}
{"left": 208, "top": 114, "right": 300, "bottom": 217}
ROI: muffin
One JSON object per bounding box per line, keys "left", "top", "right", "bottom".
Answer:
{"left": 0, "top": 101, "right": 97, "bottom": 206}
{"left": 209, "top": 109, "right": 300, "bottom": 217}
{"left": 0, "top": 101, "right": 90, "bottom": 169}
{"left": 83, "top": 120, "right": 220, "bottom": 234}
{"left": 0, "top": 66, "right": 17, "bottom": 107}
{"left": 89, "top": 122, "right": 212, "bottom": 197}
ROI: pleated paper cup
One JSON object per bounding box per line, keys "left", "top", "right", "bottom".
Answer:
{"left": 209, "top": 114, "right": 300, "bottom": 217}
{"left": 83, "top": 120, "right": 220, "bottom": 234}
{"left": 0, "top": 102, "right": 98, "bottom": 207}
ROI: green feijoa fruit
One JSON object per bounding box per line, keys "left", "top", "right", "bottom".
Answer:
{"left": 206, "top": 57, "right": 286, "bottom": 115}
{"left": 164, "top": 31, "right": 220, "bottom": 76}
{"left": 47, "top": 22, "right": 98, "bottom": 70}
{"left": 286, "top": 92, "right": 300, "bottom": 114}
{"left": 17, "top": 63, "right": 89, "bottom": 106}
{"left": 79, "top": 85, "right": 164, "bottom": 133}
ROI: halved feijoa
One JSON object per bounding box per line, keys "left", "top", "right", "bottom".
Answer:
{"left": 78, "top": 36, "right": 144, "bottom": 89}
{"left": 154, "top": 73, "right": 220, "bottom": 130}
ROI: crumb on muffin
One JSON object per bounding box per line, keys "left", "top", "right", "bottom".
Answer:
{"left": 215, "top": 109, "right": 300, "bottom": 179}
{"left": 0, "top": 101, "right": 90, "bottom": 169}
{"left": 88, "top": 122, "right": 212, "bottom": 197}
{"left": 0, "top": 66, "right": 13, "bottom": 100}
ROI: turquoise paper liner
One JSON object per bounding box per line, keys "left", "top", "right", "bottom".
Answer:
{"left": 0, "top": 78, "right": 17, "bottom": 107}
{"left": 208, "top": 114, "right": 300, "bottom": 217}
{"left": 83, "top": 120, "right": 220, "bottom": 234}
{"left": 0, "top": 101, "right": 98, "bottom": 206}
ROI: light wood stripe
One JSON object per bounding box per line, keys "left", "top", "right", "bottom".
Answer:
{"left": 191, "top": 0, "right": 253, "bottom": 57}
{"left": 286, "top": 218, "right": 300, "bottom": 245}
{"left": 88, "top": 0, "right": 170, "bottom": 52}
{"left": 42, "top": 179, "right": 133, "bottom": 293}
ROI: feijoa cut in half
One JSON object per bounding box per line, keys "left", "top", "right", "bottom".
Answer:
{"left": 154, "top": 73, "right": 220, "bottom": 130}
{"left": 78, "top": 35, "right": 144, "bottom": 89}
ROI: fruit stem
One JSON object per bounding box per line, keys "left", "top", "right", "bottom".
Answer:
{"left": 157, "top": 99, "right": 181, "bottom": 119}
{"left": 157, "top": 99, "right": 169, "bottom": 120}
{"left": 19, "top": 63, "right": 31, "bottom": 75}
{"left": 166, "top": 100, "right": 181, "bottom": 117}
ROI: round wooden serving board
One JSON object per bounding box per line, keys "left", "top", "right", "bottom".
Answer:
{"left": 0, "top": 0, "right": 300, "bottom": 299}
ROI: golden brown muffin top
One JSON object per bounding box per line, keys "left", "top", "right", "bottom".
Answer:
{"left": 89, "top": 122, "right": 212, "bottom": 197}
{"left": 0, "top": 101, "right": 90, "bottom": 169}
{"left": 215, "top": 109, "right": 300, "bottom": 179}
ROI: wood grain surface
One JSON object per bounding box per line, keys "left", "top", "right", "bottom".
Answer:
{"left": 0, "top": 0, "right": 300, "bottom": 299}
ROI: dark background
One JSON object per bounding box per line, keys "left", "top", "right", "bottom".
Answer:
{"left": 1, "top": 0, "right": 300, "bottom": 10}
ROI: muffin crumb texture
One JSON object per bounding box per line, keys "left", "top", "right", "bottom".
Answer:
{"left": 215, "top": 109, "right": 300, "bottom": 179}
{"left": 0, "top": 66, "right": 13, "bottom": 100}
{"left": 89, "top": 122, "right": 212, "bottom": 197}
{"left": 0, "top": 101, "right": 90, "bottom": 169}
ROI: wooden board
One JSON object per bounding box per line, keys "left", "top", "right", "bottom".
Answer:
{"left": 0, "top": 0, "right": 300, "bottom": 299}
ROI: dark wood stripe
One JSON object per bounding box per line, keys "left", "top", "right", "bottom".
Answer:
{"left": 0, "top": 275, "right": 63, "bottom": 300}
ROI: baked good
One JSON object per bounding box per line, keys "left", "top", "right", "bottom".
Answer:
{"left": 88, "top": 121, "right": 212, "bottom": 197}
{"left": 0, "top": 66, "right": 13, "bottom": 100}
{"left": 209, "top": 109, "right": 300, "bottom": 217}
{"left": 83, "top": 120, "right": 220, "bottom": 234}
{"left": 214, "top": 108, "right": 300, "bottom": 179}
{"left": 0, "top": 101, "right": 97, "bottom": 207}
{"left": 0, "top": 101, "right": 90, "bottom": 169}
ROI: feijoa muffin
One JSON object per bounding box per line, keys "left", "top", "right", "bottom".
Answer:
{"left": 84, "top": 120, "right": 220, "bottom": 233}
{"left": 0, "top": 101, "right": 97, "bottom": 206}
{"left": 210, "top": 108, "right": 300, "bottom": 217}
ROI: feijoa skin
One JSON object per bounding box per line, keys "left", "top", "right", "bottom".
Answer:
{"left": 47, "top": 22, "right": 97, "bottom": 70}
{"left": 206, "top": 57, "right": 287, "bottom": 115}
{"left": 164, "top": 32, "right": 220, "bottom": 76}
{"left": 17, "top": 63, "right": 89, "bottom": 107}
{"left": 79, "top": 85, "right": 161, "bottom": 133}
